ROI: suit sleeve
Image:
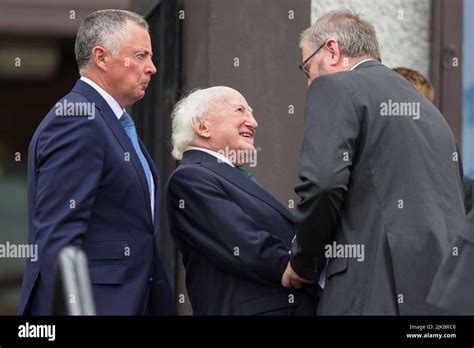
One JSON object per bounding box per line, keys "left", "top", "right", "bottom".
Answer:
{"left": 290, "top": 76, "right": 360, "bottom": 280}
{"left": 34, "top": 112, "right": 104, "bottom": 272}
{"left": 427, "top": 215, "right": 474, "bottom": 314}
{"left": 167, "top": 167, "right": 290, "bottom": 286}
{"left": 464, "top": 176, "right": 473, "bottom": 215}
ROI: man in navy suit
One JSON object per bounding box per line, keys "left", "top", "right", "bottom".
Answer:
{"left": 19, "top": 9, "right": 175, "bottom": 315}
{"left": 165, "top": 87, "right": 318, "bottom": 315}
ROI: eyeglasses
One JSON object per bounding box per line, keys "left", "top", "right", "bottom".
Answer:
{"left": 298, "top": 42, "right": 326, "bottom": 78}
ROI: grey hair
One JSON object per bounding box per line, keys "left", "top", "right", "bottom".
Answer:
{"left": 75, "top": 9, "right": 149, "bottom": 75}
{"left": 299, "top": 9, "right": 381, "bottom": 61}
{"left": 171, "top": 87, "right": 236, "bottom": 160}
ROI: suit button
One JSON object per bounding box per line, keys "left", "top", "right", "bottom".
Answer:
{"left": 148, "top": 277, "right": 153, "bottom": 283}
{"left": 313, "top": 257, "right": 320, "bottom": 272}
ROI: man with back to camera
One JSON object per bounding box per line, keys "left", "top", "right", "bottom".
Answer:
{"left": 282, "top": 9, "right": 466, "bottom": 314}
{"left": 393, "top": 66, "right": 473, "bottom": 215}
{"left": 19, "top": 9, "right": 176, "bottom": 315}
{"left": 166, "top": 86, "right": 318, "bottom": 315}
{"left": 391, "top": 68, "right": 474, "bottom": 314}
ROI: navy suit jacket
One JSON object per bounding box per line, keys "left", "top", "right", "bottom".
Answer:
{"left": 166, "top": 150, "right": 318, "bottom": 315}
{"left": 19, "top": 80, "right": 176, "bottom": 315}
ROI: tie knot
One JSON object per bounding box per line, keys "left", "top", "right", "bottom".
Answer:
{"left": 120, "top": 111, "right": 135, "bottom": 129}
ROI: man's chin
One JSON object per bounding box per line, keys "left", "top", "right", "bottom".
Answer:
{"left": 134, "top": 89, "right": 147, "bottom": 100}
{"left": 239, "top": 142, "right": 256, "bottom": 152}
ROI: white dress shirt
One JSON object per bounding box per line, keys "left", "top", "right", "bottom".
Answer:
{"left": 350, "top": 58, "right": 377, "bottom": 71}
{"left": 186, "top": 146, "right": 235, "bottom": 167}
{"left": 80, "top": 76, "right": 155, "bottom": 220}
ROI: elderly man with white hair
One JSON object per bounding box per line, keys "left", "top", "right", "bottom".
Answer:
{"left": 165, "top": 86, "right": 318, "bottom": 315}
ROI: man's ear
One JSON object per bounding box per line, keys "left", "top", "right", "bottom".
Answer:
{"left": 192, "top": 117, "right": 211, "bottom": 139}
{"left": 326, "top": 39, "right": 342, "bottom": 67}
{"left": 91, "top": 46, "right": 109, "bottom": 72}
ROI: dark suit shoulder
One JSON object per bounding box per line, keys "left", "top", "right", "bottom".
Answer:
{"left": 32, "top": 94, "right": 105, "bottom": 162}
{"left": 308, "top": 72, "right": 348, "bottom": 94}
{"left": 166, "top": 162, "right": 222, "bottom": 192}
{"left": 309, "top": 63, "right": 400, "bottom": 93}
{"left": 169, "top": 162, "right": 218, "bottom": 180}
{"left": 306, "top": 70, "right": 362, "bottom": 109}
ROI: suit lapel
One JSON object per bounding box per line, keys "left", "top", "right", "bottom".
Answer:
{"left": 183, "top": 150, "right": 294, "bottom": 222}
{"left": 71, "top": 80, "right": 153, "bottom": 228}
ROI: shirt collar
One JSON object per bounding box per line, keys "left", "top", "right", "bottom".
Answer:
{"left": 80, "top": 76, "right": 124, "bottom": 119}
{"left": 186, "top": 146, "right": 235, "bottom": 167}
{"left": 350, "top": 59, "right": 377, "bottom": 71}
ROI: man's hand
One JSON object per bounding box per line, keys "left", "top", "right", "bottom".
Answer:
{"left": 281, "top": 261, "right": 314, "bottom": 288}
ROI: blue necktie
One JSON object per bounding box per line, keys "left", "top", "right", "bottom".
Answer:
{"left": 119, "top": 111, "right": 153, "bottom": 199}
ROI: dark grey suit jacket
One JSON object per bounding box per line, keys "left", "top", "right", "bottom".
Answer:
{"left": 427, "top": 210, "right": 474, "bottom": 314}
{"left": 463, "top": 176, "right": 473, "bottom": 214}
{"left": 290, "top": 60, "right": 465, "bottom": 314}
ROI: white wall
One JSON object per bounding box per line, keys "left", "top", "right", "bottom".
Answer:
{"left": 310, "top": 0, "right": 432, "bottom": 78}
{"left": 462, "top": 0, "right": 474, "bottom": 176}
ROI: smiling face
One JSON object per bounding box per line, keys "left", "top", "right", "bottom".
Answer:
{"left": 207, "top": 89, "right": 258, "bottom": 153}
{"left": 191, "top": 88, "right": 258, "bottom": 162}
{"left": 104, "top": 20, "right": 156, "bottom": 107}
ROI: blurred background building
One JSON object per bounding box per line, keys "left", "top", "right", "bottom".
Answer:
{"left": 0, "top": 0, "right": 470, "bottom": 315}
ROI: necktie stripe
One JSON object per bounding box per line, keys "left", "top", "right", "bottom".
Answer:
{"left": 236, "top": 167, "right": 261, "bottom": 186}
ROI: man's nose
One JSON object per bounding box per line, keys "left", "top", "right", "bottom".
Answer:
{"left": 147, "top": 59, "right": 157, "bottom": 75}
{"left": 247, "top": 113, "right": 258, "bottom": 128}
